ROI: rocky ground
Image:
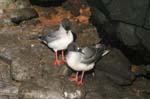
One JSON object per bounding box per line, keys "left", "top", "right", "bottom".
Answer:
{"left": 0, "top": 0, "right": 150, "bottom": 99}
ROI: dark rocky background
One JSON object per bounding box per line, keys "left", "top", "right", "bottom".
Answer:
{"left": 0, "top": 0, "right": 150, "bottom": 99}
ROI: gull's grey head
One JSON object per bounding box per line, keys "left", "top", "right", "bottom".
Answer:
{"left": 61, "top": 18, "right": 72, "bottom": 31}
{"left": 67, "top": 43, "right": 81, "bottom": 52}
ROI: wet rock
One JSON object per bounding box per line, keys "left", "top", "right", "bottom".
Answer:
{"left": 15, "top": 0, "right": 31, "bottom": 9}
{"left": 116, "top": 22, "right": 138, "bottom": 46}
{"left": 96, "top": 48, "right": 135, "bottom": 85}
{"left": 11, "top": 8, "right": 39, "bottom": 24}
{"left": 105, "top": 0, "right": 149, "bottom": 26}
{"left": 0, "top": 61, "right": 11, "bottom": 82}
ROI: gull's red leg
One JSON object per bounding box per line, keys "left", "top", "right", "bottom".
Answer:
{"left": 54, "top": 51, "right": 62, "bottom": 66}
{"left": 61, "top": 50, "right": 66, "bottom": 63}
{"left": 69, "top": 72, "right": 79, "bottom": 82}
{"left": 76, "top": 71, "right": 84, "bottom": 86}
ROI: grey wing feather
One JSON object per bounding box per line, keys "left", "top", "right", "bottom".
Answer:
{"left": 46, "top": 31, "right": 61, "bottom": 42}
{"left": 80, "top": 46, "right": 100, "bottom": 64}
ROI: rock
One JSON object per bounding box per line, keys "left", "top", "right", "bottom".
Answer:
{"left": 0, "top": 61, "right": 11, "bottom": 82}
{"left": 64, "top": 90, "right": 82, "bottom": 99}
{"left": 15, "top": 0, "right": 31, "bottom": 9}
{"left": 146, "top": 65, "right": 150, "bottom": 72}
{"left": 11, "top": 8, "right": 39, "bottom": 24}
{"left": 91, "top": 19, "right": 150, "bottom": 64}
{"left": 62, "top": 78, "right": 86, "bottom": 99}
{"left": 131, "top": 77, "right": 150, "bottom": 97}
{"left": 96, "top": 48, "right": 135, "bottom": 85}
{"left": 0, "top": 96, "right": 8, "bottom": 99}
{"left": 19, "top": 80, "right": 65, "bottom": 99}
{"left": 62, "top": 0, "right": 81, "bottom": 16}
{"left": 116, "top": 22, "right": 139, "bottom": 46}
{"left": 0, "top": 80, "right": 6, "bottom": 88}
{"left": 136, "top": 27, "right": 150, "bottom": 51}
{"left": 105, "top": 0, "right": 149, "bottom": 26}
{"left": 0, "top": 52, "right": 12, "bottom": 65}
{"left": 101, "top": 0, "right": 111, "bottom": 4}
{"left": 75, "top": 24, "right": 100, "bottom": 46}
{"left": 10, "top": 44, "right": 50, "bottom": 81}
{"left": 0, "top": 0, "right": 15, "bottom": 9}
{"left": 0, "top": 81, "right": 19, "bottom": 98}
{"left": 145, "top": 9, "right": 150, "bottom": 29}
{"left": 85, "top": 71, "right": 141, "bottom": 99}
{"left": 90, "top": 7, "right": 109, "bottom": 25}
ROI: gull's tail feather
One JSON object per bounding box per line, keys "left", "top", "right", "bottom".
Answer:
{"left": 38, "top": 35, "right": 48, "bottom": 44}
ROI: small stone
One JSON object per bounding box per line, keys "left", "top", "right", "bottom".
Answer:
{"left": 31, "top": 44, "right": 34, "bottom": 47}
{"left": 11, "top": 8, "right": 39, "bottom": 24}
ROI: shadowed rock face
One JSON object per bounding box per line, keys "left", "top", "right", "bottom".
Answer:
{"left": 88, "top": 0, "right": 150, "bottom": 64}
{"left": 96, "top": 48, "right": 135, "bottom": 85}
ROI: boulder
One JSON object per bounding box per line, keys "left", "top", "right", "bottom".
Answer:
{"left": 96, "top": 48, "right": 135, "bottom": 85}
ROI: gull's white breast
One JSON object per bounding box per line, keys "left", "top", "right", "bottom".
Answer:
{"left": 48, "top": 31, "right": 73, "bottom": 51}
{"left": 66, "top": 52, "right": 95, "bottom": 71}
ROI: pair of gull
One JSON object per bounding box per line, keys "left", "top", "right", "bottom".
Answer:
{"left": 39, "top": 19, "right": 109, "bottom": 86}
